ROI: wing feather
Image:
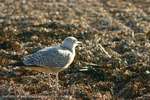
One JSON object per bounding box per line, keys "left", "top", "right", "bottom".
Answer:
{"left": 23, "top": 46, "right": 71, "bottom": 68}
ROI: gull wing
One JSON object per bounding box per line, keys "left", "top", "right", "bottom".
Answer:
{"left": 23, "top": 46, "right": 71, "bottom": 68}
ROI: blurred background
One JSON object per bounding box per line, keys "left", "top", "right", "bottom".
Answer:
{"left": 0, "top": 0, "right": 150, "bottom": 99}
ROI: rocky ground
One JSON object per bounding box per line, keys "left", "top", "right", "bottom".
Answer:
{"left": 0, "top": 0, "right": 150, "bottom": 99}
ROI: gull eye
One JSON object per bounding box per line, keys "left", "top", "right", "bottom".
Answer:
{"left": 73, "top": 40, "right": 77, "bottom": 43}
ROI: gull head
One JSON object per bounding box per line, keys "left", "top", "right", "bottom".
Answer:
{"left": 62, "top": 36, "right": 81, "bottom": 51}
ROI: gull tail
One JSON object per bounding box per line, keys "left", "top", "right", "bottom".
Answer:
{"left": 8, "top": 61, "right": 25, "bottom": 67}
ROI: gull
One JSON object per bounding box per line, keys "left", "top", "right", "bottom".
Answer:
{"left": 12, "top": 36, "right": 81, "bottom": 88}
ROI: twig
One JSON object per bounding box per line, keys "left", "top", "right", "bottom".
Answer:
{"left": 99, "top": 44, "right": 112, "bottom": 58}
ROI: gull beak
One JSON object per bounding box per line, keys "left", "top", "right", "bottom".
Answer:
{"left": 76, "top": 41, "right": 82, "bottom": 44}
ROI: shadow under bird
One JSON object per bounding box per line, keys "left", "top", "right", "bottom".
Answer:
{"left": 10, "top": 36, "right": 82, "bottom": 88}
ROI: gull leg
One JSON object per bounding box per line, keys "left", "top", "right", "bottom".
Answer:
{"left": 56, "top": 72, "right": 59, "bottom": 90}
{"left": 51, "top": 73, "right": 59, "bottom": 98}
{"left": 48, "top": 73, "right": 52, "bottom": 88}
